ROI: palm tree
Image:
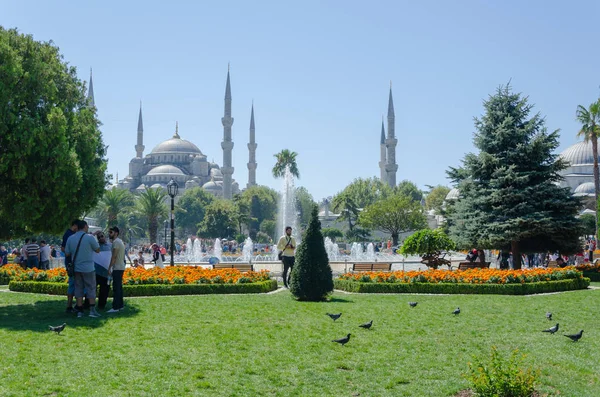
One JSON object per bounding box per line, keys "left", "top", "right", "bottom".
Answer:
{"left": 136, "top": 187, "right": 168, "bottom": 244}
{"left": 576, "top": 100, "right": 600, "bottom": 240}
{"left": 332, "top": 194, "right": 359, "bottom": 231}
{"left": 99, "top": 188, "right": 135, "bottom": 226}
{"left": 272, "top": 149, "right": 300, "bottom": 178}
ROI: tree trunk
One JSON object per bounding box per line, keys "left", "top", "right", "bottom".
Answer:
{"left": 149, "top": 217, "right": 158, "bottom": 244}
{"left": 511, "top": 240, "right": 521, "bottom": 269}
{"left": 391, "top": 233, "right": 399, "bottom": 247}
{"left": 593, "top": 134, "right": 600, "bottom": 243}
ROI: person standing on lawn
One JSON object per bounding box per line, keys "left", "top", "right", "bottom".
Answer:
{"left": 107, "top": 226, "right": 126, "bottom": 313}
{"left": 277, "top": 226, "right": 296, "bottom": 288}
{"left": 62, "top": 220, "right": 79, "bottom": 312}
{"left": 93, "top": 231, "right": 112, "bottom": 311}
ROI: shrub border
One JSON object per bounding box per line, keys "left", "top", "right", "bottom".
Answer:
{"left": 582, "top": 271, "right": 600, "bottom": 282}
{"left": 9, "top": 279, "right": 278, "bottom": 296}
{"left": 333, "top": 278, "right": 590, "bottom": 295}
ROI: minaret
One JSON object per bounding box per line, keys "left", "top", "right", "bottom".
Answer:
{"left": 247, "top": 103, "right": 257, "bottom": 188}
{"left": 87, "top": 68, "right": 95, "bottom": 107}
{"left": 135, "top": 102, "right": 145, "bottom": 158}
{"left": 221, "top": 66, "right": 235, "bottom": 199}
{"left": 379, "top": 117, "right": 387, "bottom": 183}
{"left": 385, "top": 83, "right": 398, "bottom": 187}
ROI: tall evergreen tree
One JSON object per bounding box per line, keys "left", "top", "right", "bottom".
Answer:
{"left": 290, "top": 206, "right": 333, "bottom": 301}
{"left": 448, "top": 85, "right": 582, "bottom": 269}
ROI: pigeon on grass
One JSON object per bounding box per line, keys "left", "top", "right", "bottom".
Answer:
{"left": 542, "top": 324, "right": 559, "bottom": 334}
{"left": 332, "top": 333, "right": 351, "bottom": 346}
{"left": 564, "top": 330, "right": 584, "bottom": 342}
{"left": 408, "top": 302, "right": 418, "bottom": 308}
{"left": 359, "top": 320, "right": 373, "bottom": 330}
{"left": 453, "top": 307, "right": 461, "bottom": 315}
{"left": 49, "top": 323, "right": 66, "bottom": 335}
{"left": 326, "top": 313, "right": 342, "bottom": 321}
{"left": 546, "top": 312, "right": 552, "bottom": 321}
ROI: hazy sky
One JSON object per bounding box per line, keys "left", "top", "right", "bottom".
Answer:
{"left": 3, "top": 1, "right": 599, "bottom": 201}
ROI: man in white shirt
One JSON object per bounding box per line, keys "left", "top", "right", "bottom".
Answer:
{"left": 39, "top": 240, "right": 51, "bottom": 270}
{"left": 107, "top": 226, "right": 126, "bottom": 313}
{"left": 277, "top": 226, "right": 297, "bottom": 288}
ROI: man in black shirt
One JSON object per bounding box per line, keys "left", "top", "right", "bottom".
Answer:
{"left": 62, "top": 220, "right": 79, "bottom": 312}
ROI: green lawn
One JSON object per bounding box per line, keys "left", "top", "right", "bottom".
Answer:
{"left": 1, "top": 285, "right": 599, "bottom": 396}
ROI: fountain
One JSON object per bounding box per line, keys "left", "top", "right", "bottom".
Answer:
{"left": 185, "top": 238, "right": 193, "bottom": 262}
{"left": 193, "top": 238, "right": 203, "bottom": 263}
{"left": 350, "top": 242, "right": 364, "bottom": 261}
{"left": 277, "top": 165, "right": 300, "bottom": 243}
{"left": 324, "top": 237, "right": 340, "bottom": 262}
{"left": 213, "top": 238, "right": 222, "bottom": 262}
{"left": 366, "top": 243, "right": 375, "bottom": 261}
{"left": 242, "top": 237, "right": 254, "bottom": 262}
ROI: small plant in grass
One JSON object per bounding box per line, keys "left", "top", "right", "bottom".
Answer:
{"left": 289, "top": 205, "right": 333, "bottom": 301}
{"left": 465, "top": 346, "right": 539, "bottom": 397}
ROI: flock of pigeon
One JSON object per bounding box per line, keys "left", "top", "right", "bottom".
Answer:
{"left": 542, "top": 311, "right": 584, "bottom": 342}
{"left": 328, "top": 303, "right": 584, "bottom": 346}
{"left": 50, "top": 304, "right": 585, "bottom": 343}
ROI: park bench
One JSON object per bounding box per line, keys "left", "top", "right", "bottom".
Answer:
{"left": 212, "top": 263, "right": 254, "bottom": 272}
{"left": 457, "top": 262, "right": 491, "bottom": 271}
{"left": 351, "top": 263, "right": 392, "bottom": 272}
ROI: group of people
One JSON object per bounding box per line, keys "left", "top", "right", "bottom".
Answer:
{"left": 62, "top": 219, "right": 126, "bottom": 317}
{"left": 2, "top": 239, "right": 57, "bottom": 269}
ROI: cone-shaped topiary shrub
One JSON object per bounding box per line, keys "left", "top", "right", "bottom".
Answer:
{"left": 290, "top": 205, "right": 333, "bottom": 301}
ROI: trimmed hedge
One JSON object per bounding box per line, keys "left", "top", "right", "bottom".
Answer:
{"left": 582, "top": 271, "right": 600, "bottom": 282}
{"left": 333, "top": 278, "right": 590, "bottom": 295}
{"left": 0, "top": 275, "right": 9, "bottom": 285}
{"left": 9, "top": 279, "right": 278, "bottom": 296}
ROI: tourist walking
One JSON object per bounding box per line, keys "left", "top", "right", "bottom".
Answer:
{"left": 277, "top": 226, "right": 297, "bottom": 288}
{"left": 107, "top": 226, "right": 126, "bottom": 313}
{"left": 24, "top": 238, "right": 40, "bottom": 269}
{"left": 93, "top": 232, "right": 112, "bottom": 310}
{"left": 65, "top": 220, "right": 101, "bottom": 318}
{"left": 151, "top": 243, "right": 164, "bottom": 268}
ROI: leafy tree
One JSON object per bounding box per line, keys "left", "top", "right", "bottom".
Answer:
{"left": 344, "top": 227, "right": 371, "bottom": 243}
{"left": 0, "top": 27, "right": 108, "bottom": 238}
{"left": 358, "top": 194, "right": 427, "bottom": 246}
{"left": 448, "top": 84, "right": 583, "bottom": 269}
{"left": 331, "top": 194, "right": 359, "bottom": 231}
{"left": 290, "top": 206, "right": 333, "bottom": 301}
{"left": 255, "top": 231, "right": 272, "bottom": 244}
{"left": 332, "top": 177, "right": 392, "bottom": 209}
{"left": 580, "top": 213, "right": 596, "bottom": 236}
{"left": 236, "top": 185, "right": 278, "bottom": 237}
{"left": 425, "top": 185, "right": 451, "bottom": 214}
{"left": 98, "top": 188, "right": 134, "bottom": 227}
{"left": 576, "top": 100, "right": 600, "bottom": 239}
{"left": 272, "top": 149, "right": 299, "bottom": 178}
{"left": 259, "top": 219, "right": 277, "bottom": 240}
{"left": 395, "top": 180, "right": 423, "bottom": 203}
{"left": 135, "top": 188, "right": 168, "bottom": 244}
{"left": 400, "top": 229, "right": 455, "bottom": 269}
{"left": 295, "top": 186, "right": 316, "bottom": 228}
{"left": 175, "top": 187, "right": 215, "bottom": 235}
{"left": 197, "top": 199, "right": 238, "bottom": 239}
{"left": 322, "top": 227, "right": 343, "bottom": 242}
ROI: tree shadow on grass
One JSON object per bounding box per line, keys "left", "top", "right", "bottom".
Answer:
{"left": 0, "top": 298, "right": 140, "bottom": 332}
{"left": 327, "top": 297, "right": 354, "bottom": 303}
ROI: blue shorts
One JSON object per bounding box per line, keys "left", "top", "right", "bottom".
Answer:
{"left": 67, "top": 276, "right": 75, "bottom": 295}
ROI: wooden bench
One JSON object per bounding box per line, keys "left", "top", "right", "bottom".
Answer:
{"left": 212, "top": 263, "right": 254, "bottom": 271}
{"left": 458, "top": 262, "right": 491, "bottom": 271}
{"left": 351, "top": 263, "right": 392, "bottom": 272}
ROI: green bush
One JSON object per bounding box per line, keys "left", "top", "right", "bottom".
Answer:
{"left": 9, "top": 279, "right": 278, "bottom": 296}
{"left": 465, "top": 346, "right": 539, "bottom": 397}
{"left": 582, "top": 271, "right": 600, "bottom": 282}
{"left": 333, "top": 278, "right": 590, "bottom": 295}
{"left": 290, "top": 206, "right": 333, "bottom": 301}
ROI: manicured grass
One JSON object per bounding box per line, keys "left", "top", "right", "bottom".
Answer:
{"left": 1, "top": 286, "right": 600, "bottom": 396}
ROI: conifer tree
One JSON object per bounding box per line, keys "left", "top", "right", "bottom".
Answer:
{"left": 448, "top": 85, "right": 582, "bottom": 269}
{"left": 290, "top": 206, "right": 333, "bottom": 301}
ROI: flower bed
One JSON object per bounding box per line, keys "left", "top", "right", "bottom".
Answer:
{"left": 3, "top": 265, "right": 277, "bottom": 295}
{"left": 574, "top": 263, "right": 600, "bottom": 281}
{"left": 335, "top": 267, "right": 590, "bottom": 294}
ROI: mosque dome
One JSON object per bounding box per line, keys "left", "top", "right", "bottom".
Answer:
{"left": 146, "top": 164, "right": 185, "bottom": 176}
{"left": 559, "top": 141, "right": 599, "bottom": 166}
{"left": 445, "top": 188, "right": 460, "bottom": 201}
{"left": 202, "top": 179, "right": 222, "bottom": 192}
{"left": 574, "top": 182, "right": 595, "bottom": 197}
{"left": 150, "top": 127, "right": 202, "bottom": 155}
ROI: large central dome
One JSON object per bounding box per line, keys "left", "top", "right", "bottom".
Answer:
{"left": 151, "top": 129, "right": 202, "bottom": 155}
{"left": 559, "top": 141, "right": 599, "bottom": 166}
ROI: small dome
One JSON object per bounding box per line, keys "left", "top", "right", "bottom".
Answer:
{"left": 445, "top": 188, "right": 460, "bottom": 201}
{"left": 147, "top": 165, "right": 185, "bottom": 176}
{"left": 574, "top": 182, "right": 595, "bottom": 197}
{"left": 136, "top": 184, "right": 147, "bottom": 191}
{"left": 560, "top": 141, "right": 600, "bottom": 166}
{"left": 202, "top": 180, "right": 222, "bottom": 191}
{"left": 150, "top": 183, "right": 164, "bottom": 189}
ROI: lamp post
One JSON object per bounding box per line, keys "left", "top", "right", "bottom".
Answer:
{"left": 167, "top": 179, "right": 179, "bottom": 266}
{"left": 163, "top": 220, "right": 168, "bottom": 248}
